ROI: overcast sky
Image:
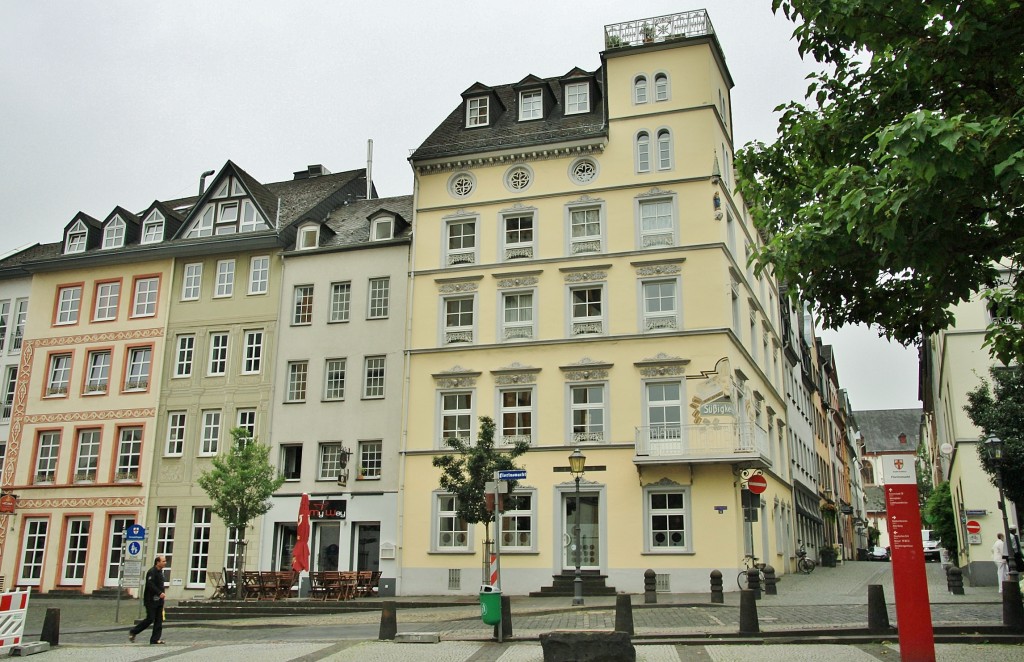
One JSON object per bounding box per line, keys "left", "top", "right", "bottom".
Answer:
{"left": 0, "top": 0, "right": 921, "bottom": 411}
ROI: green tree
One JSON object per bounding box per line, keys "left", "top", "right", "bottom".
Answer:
{"left": 432, "top": 416, "right": 529, "bottom": 581}
{"left": 964, "top": 366, "right": 1024, "bottom": 508}
{"left": 736, "top": 1, "right": 1024, "bottom": 363}
{"left": 924, "top": 481, "right": 959, "bottom": 558}
{"left": 197, "top": 428, "right": 285, "bottom": 597}
{"left": 916, "top": 442, "right": 934, "bottom": 509}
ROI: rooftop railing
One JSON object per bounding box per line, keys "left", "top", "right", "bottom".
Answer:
{"left": 604, "top": 10, "right": 714, "bottom": 49}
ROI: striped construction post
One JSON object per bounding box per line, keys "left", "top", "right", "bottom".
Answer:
{"left": 489, "top": 552, "right": 499, "bottom": 587}
{"left": 0, "top": 590, "right": 30, "bottom": 653}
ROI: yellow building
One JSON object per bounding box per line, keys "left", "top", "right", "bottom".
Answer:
{"left": 400, "top": 11, "right": 792, "bottom": 596}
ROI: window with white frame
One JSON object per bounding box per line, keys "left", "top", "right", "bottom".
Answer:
{"left": 74, "top": 429, "right": 100, "bottom": 482}
{"left": 182, "top": 263, "right": 202, "bottom": 300}
{"left": 115, "top": 427, "right": 142, "bottom": 481}
{"left": 281, "top": 444, "right": 302, "bottom": 480}
{"left": 94, "top": 282, "right": 120, "bottom": 321}
{"left": 568, "top": 205, "right": 602, "bottom": 254}
{"left": 242, "top": 330, "right": 263, "bottom": 374}
{"left": 499, "top": 388, "right": 533, "bottom": 446}
{"left": 35, "top": 431, "right": 60, "bottom": 483}
{"left": 636, "top": 131, "right": 651, "bottom": 172}
{"left": 656, "top": 129, "right": 672, "bottom": 170}
{"left": 634, "top": 75, "right": 648, "bottom": 104}
{"left": 248, "top": 256, "right": 269, "bottom": 295}
{"left": 570, "top": 286, "right": 604, "bottom": 336}
{"left": 501, "top": 290, "right": 535, "bottom": 341}
{"left": 175, "top": 335, "right": 195, "bottom": 377}
{"left": 639, "top": 198, "right": 674, "bottom": 248}
{"left": 297, "top": 225, "right": 319, "bottom": 250}
{"left": 125, "top": 347, "right": 151, "bottom": 391}
{"left": 565, "top": 82, "right": 590, "bottom": 114}
{"left": 644, "top": 487, "right": 689, "bottom": 551}
{"left": 363, "top": 356, "right": 385, "bottom": 398}
{"left": 141, "top": 211, "right": 164, "bottom": 244}
{"left": 1, "top": 366, "right": 17, "bottom": 422}
{"left": 318, "top": 442, "right": 345, "bottom": 480}
{"left": 188, "top": 507, "right": 211, "bottom": 587}
{"left": 225, "top": 526, "right": 244, "bottom": 575}
{"left": 65, "top": 220, "right": 87, "bottom": 254}
{"left": 367, "top": 277, "right": 390, "bottom": 319}
{"left": 646, "top": 381, "right": 683, "bottom": 442}
{"left": 56, "top": 286, "right": 82, "bottom": 325}
{"left": 440, "top": 391, "right": 472, "bottom": 446}
{"left": 0, "top": 300, "right": 8, "bottom": 351}
{"left": 642, "top": 279, "right": 678, "bottom": 331}
{"left": 19, "top": 518, "right": 48, "bottom": 584}
{"left": 166, "top": 411, "right": 186, "bottom": 456}
{"left": 236, "top": 409, "right": 256, "bottom": 440}
{"left": 358, "top": 440, "right": 382, "bottom": 479}
{"left": 132, "top": 277, "right": 159, "bottom": 317}
{"left": 286, "top": 361, "right": 308, "bottom": 402}
{"left": 208, "top": 333, "right": 228, "bottom": 376}
{"left": 519, "top": 89, "right": 542, "bottom": 120}
{"left": 323, "top": 358, "right": 346, "bottom": 400}
{"left": 466, "top": 97, "right": 489, "bottom": 127}
{"left": 502, "top": 212, "right": 534, "bottom": 260}
{"left": 156, "top": 507, "right": 176, "bottom": 571}
{"left": 443, "top": 296, "right": 474, "bottom": 344}
{"left": 329, "top": 282, "right": 351, "bottom": 322}
{"left": 293, "top": 285, "right": 313, "bottom": 325}
{"left": 371, "top": 216, "right": 394, "bottom": 241}
{"left": 103, "top": 217, "right": 125, "bottom": 249}
{"left": 214, "top": 260, "right": 234, "bottom": 298}
{"left": 84, "top": 350, "right": 111, "bottom": 393}
{"left": 570, "top": 383, "right": 606, "bottom": 444}
{"left": 46, "top": 353, "right": 71, "bottom": 396}
{"left": 11, "top": 299, "right": 26, "bottom": 350}
{"left": 200, "top": 410, "right": 221, "bottom": 455}
{"left": 445, "top": 218, "right": 477, "bottom": 266}
{"left": 730, "top": 279, "right": 741, "bottom": 337}
{"left": 654, "top": 73, "right": 669, "bottom": 101}
{"left": 434, "top": 494, "right": 470, "bottom": 551}
{"left": 500, "top": 492, "right": 536, "bottom": 551}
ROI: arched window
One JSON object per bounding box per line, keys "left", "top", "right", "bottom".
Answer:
{"left": 656, "top": 129, "right": 672, "bottom": 170}
{"left": 635, "top": 131, "right": 650, "bottom": 172}
{"left": 861, "top": 461, "right": 875, "bottom": 486}
{"left": 654, "top": 73, "right": 669, "bottom": 101}
{"left": 634, "top": 76, "right": 648, "bottom": 104}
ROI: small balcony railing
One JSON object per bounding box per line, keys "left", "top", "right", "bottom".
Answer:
{"left": 635, "top": 422, "right": 772, "bottom": 466}
{"left": 604, "top": 10, "right": 714, "bottom": 49}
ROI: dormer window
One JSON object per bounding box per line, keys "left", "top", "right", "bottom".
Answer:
{"left": 103, "top": 217, "right": 125, "bottom": 249}
{"left": 467, "top": 97, "right": 489, "bottom": 127}
{"left": 65, "top": 221, "right": 87, "bottom": 254}
{"left": 371, "top": 217, "right": 394, "bottom": 241}
{"left": 297, "top": 225, "right": 319, "bottom": 250}
{"left": 519, "top": 90, "right": 542, "bottom": 121}
{"left": 565, "top": 82, "right": 590, "bottom": 114}
{"left": 141, "top": 211, "right": 164, "bottom": 244}
{"left": 185, "top": 175, "right": 269, "bottom": 238}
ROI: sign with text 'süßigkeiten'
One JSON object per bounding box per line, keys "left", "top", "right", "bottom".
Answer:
{"left": 882, "top": 453, "right": 935, "bottom": 662}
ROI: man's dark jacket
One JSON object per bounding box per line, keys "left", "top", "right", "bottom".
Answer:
{"left": 143, "top": 564, "right": 165, "bottom": 607}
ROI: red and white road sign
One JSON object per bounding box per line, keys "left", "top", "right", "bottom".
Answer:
{"left": 746, "top": 474, "right": 767, "bottom": 494}
{"left": 966, "top": 520, "right": 981, "bottom": 534}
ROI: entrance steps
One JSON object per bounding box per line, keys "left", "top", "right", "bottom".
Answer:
{"left": 529, "top": 571, "right": 617, "bottom": 597}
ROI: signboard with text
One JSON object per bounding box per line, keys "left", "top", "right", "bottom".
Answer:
{"left": 308, "top": 499, "right": 347, "bottom": 520}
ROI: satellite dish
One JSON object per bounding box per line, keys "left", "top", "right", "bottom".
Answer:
{"left": 940, "top": 443, "right": 953, "bottom": 456}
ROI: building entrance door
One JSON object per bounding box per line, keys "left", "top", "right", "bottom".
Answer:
{"left": 562, "top": 493, "right": 599, "bottom": 570}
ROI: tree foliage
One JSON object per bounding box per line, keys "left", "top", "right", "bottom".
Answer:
{"left": 196, "top": 428, "right": 286, "bottom": 531}
{"left": 924, "top": 481, "right": 959, "bottom": 557}
{"left": 736, "top": 0, "right": 1024, "bottom": 362}
{"left": 965, "top": 366, "right": 1024, "bottom": 507}
{"left": 432, "top": 416, "right": 530, "bottom": 528}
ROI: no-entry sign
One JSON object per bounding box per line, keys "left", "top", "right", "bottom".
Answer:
{"left": 966, "top": 520, "right": 981, "bottom": 534}
{"left": 746, "top": 474, "right": 767, "bottom": 494}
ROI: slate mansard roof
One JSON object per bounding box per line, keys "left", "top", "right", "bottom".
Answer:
{"left": 855, "top": 408, "right": 924, "bottom": 453}
{"left": 411, "top": 69, "right": 606, "bottom": 161}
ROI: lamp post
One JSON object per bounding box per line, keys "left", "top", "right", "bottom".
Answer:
{"left": 568, "top": 447, "right": 587, "bottom": 606}
{"left": 984, "top": 436, "right": 1018, "bottom": 582}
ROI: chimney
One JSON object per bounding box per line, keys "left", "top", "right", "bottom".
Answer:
{"left": 294, "top": 164, "right": 331, "bottom": 180}
{"left": 198, "top": 170, "right": 216, "bottom": 195}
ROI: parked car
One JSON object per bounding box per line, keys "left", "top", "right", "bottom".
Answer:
{"left": 921, "top": 529, "right": 941, "bottom": 562}
{"left": 867, "top": 545, "right": 890, "bottom": 561}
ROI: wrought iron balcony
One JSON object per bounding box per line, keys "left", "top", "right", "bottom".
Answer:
{"left": 604, "top": 10, "right": 714, "bottom": 49}
{"left": 634, "top": 422, "right": 772, "bottom": 467}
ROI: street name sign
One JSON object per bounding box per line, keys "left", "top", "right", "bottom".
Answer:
{"left": 497, "top": 470, "right": 526, "bottom": 480}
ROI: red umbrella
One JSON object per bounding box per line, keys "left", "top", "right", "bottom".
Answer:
{"left": 292, "top": 493, "right": 311, "bottom": 573}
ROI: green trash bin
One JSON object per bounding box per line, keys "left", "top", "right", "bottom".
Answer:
{"left": 480, "top": 584, "right": 501, "bottom": 626}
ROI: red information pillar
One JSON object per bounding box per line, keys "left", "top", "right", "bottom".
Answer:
{"left": 882, "top": 453, "right": 935, "bottom": 662}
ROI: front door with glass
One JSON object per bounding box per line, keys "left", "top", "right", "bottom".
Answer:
{"left": 562, "top": 493, "right": 599, "bottom": 570}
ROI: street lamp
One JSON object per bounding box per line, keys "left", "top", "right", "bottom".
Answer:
{"left": 568, "top": 447, "right": 587, "bottom": 606}
{"left": 984, "top": 436, "right": 1017, "bottom": 583}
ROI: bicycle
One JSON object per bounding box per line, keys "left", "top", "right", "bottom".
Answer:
{"left": 796, "top": 543, "right": 816, "bottom": 574}
{"left": 736, "top": 555, "right": 766, "bottom": 590}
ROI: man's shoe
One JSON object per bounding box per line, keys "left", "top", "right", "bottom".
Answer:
{"left": 151, "top": 640, "right": 165, "bottom": 645}
{"left": 128, "top": 633, "right": 136, "bottom": 643}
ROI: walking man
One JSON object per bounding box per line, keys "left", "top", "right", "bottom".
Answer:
{"left": 129, "top": 556, "right": 166, "bottom": 644}
{"left": 993, "top": 533, "right": 1009, "bottom": 593}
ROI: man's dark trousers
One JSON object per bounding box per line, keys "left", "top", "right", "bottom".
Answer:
{"left": 130, "top": 601, "right": 163, "bottom": 644}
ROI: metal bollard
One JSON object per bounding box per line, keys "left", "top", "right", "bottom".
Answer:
{"left": 762, "top": 565, "right": 777, "bottom": 595}
{"left": 946, "top": 566, "right": 965, "bottom": 595}
{"left": 378, "top": 600, "right": 397, "bottom": 640}
{"left": 867, "top": 584, "right": 891, "bottom": 633}
{"left": 41, "top": 608, "right": 60, "bottom": 646}
{"left": 492, "top": 595, "right": 513, "bottom": 640}
{"left": 644, "top": 568, "right": 657, "bottom": 604}
{"left": 738, "top": 589, "right": 759, "bottom": 634}
{"left": 710, "top": 569, "right": 724, "bottom": 604}
{"left": 746, "top": 568, "right": 762, "bottom": 600}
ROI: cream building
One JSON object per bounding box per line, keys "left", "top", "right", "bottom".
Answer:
{"left": 400, "top": 11, "right": 792, "bottom": 596}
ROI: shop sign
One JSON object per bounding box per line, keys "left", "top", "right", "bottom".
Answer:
{"left": 308, "top": 499, "right": 347, "bottom": 520}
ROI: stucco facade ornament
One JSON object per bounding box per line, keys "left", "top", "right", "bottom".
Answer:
{"left": 636, "top": 264, "right": 681, "bottom": 277}
{"left": 23, "top": 408, "right": 156, "bottom": 424}
{"left": 635, "top": 352, "right": 689, "bottom": 377}
{"left": 497, "top": 276, "right": 538, "bottom": 289}
{"left": 564, "top": 271, "right": 607, "bottom": 283}
{"left": 637, "top": 186, "right": 675, "bottom": 198}
{"left": 17, "top": 496, "right": 146, "bottom": 510}
{"left": 492, "top": 362, "right": 540, "bottom": 385}
{"left": 415, "top": 142, "right": 605, "bottom": 175}
{"left": 438, "top": 281, "right": 479, "bottom": 294}
{"left": 160, "top": 463, "right": 186, "bottom": 483}
{"left": 646, "top": 477, "right": 683, "bottom": 487}
{"left": 442, "top": 209, "right": 473, "bottom": 219}
{"left": 432, "top": 365, "right": 480, "bottom": 388}
{"left": 561, "top": 357, "right": 612, "bottom": 381}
